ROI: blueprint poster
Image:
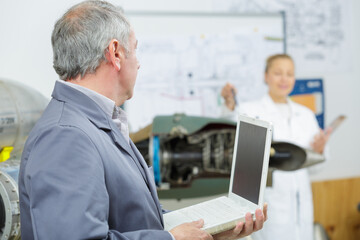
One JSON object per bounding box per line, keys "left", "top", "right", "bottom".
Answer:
{"left": 212, "top": 0, "right": 353, "bottom": 74}
{"left": 126, "top": 15, "right": 284, "bottom": 132}
{"left": 290, "top": 79, "right": 325, "bottom": 129}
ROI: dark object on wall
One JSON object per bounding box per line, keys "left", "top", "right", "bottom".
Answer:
{"left": 314, "top": 222, "right": 330, "bottom": 240}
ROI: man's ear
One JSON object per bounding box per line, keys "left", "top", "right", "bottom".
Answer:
{"left": 107, "top": 39, "right": 123, "bottom": 71}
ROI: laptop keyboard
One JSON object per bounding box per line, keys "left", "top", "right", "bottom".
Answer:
{"left": 176, "top": 197, "right": 249, "bottom": 228}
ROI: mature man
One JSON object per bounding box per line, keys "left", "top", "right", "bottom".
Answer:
{"left": 19, "top": 1, "right": 267, "bottom": 239}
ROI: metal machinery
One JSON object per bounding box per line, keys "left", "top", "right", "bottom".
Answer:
{"left": 0, "top": 79, "right": 48, "bottom": 239}
{"left": 131, "top": 114, "right": 237, "bottom": 198}
{"left": 131, "top": 113, "right": 325, "bottom": 198}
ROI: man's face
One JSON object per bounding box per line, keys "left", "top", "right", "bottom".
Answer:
{"left": 121, "top": 29, "right": 140, "bottom": 100}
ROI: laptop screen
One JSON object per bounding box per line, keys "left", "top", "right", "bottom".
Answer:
{"left": 231, "top": 121, "right": 267, "bottom": 204}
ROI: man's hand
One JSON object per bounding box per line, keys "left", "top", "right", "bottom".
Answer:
{"left": 170, "top": 219, "right": 213, "bottom": 240}
{"left": 213, "top": 203, "right": 268, "bottom": 240}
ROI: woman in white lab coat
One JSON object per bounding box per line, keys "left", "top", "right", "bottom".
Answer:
{"left": 221, "top": 54, "right": 330, "bottom": 240}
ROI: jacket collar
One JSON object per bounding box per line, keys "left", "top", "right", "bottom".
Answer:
{"left": 52, "top": 81, "right": 138, "bottom": 162}
{"left": 130, "top": 141, "right": 164, "bottom": 225}
{"left": 52, "top": 81, "right": 112, "bottom": 131}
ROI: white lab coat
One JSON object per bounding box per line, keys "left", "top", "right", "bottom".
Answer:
{"left": 225, "top": 94, "right": 320, "bottom": 240}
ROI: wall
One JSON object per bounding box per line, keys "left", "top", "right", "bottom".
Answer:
{"left": 312, "top": 177, "right": 360, "bottom": 240}
{"left": 0, "top": 0, "right": 359, "bottom": 183}
{"left": 304, "top": 0, "right": 360, "bottom": 182}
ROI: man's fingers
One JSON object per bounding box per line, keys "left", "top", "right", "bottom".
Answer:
{"left": 263, "top": 203, "right": 268, "bottom": 221}
{"left": 232, "top": 221, "right": 244, "bottom": 235}
{"left": 253, "top": 209, "right": 265, "bottom": 231}
{"left": 191, "top": 219, "right": 204, "bottom": 228}
{"left": 241, "top": 212, "right": 254, "bottom": 236}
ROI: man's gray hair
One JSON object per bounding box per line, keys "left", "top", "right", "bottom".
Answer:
{"left": 52, "top": 0, "right": 131, "bottom": 80}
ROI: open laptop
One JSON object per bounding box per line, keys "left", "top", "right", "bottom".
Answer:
{"left": 163, "top": 114, "right": 273, "bottom": 235}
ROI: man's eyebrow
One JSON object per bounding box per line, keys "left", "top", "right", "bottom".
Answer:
{"left": 135, "top": 39, "right": 138, "bottom": 48}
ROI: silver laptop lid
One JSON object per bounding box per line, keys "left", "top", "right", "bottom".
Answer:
{"left": 228, "top": 114, "right": 273, "bottom": 209}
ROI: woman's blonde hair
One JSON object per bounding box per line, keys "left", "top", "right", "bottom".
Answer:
{"left": 265, "top": 54, "right": 294, "bottom": 73}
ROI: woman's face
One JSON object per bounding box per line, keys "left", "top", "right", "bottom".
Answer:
{"left": 265, "top": 58, "right": 295, "bottom": 103}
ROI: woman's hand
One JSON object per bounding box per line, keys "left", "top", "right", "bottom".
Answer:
{"left": 311, "top": 129, "right": 332, "bottom": 154}
{"left": 221, "top": 83, "right": 237, "bottom": 111}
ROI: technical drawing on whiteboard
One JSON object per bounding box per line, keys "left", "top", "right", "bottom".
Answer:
{"left": 125, "top": 13, "right": 285, "bottom": 132}
{"left": 212, "top": 0, "right": 352, "bottom": 73}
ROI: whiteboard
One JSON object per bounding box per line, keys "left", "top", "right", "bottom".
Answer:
{"left": 125, "top": 12, "right": 285, "bottom": 132}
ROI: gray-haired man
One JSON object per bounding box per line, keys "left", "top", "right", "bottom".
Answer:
{"left": 19, "top": 1, "right": 267, "bottom": 239}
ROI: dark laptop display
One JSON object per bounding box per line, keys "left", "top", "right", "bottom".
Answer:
{"left": 232, "top": 121, "right": 267, "bottom": 204}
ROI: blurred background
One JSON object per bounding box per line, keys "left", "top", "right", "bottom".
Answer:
{"left": 0, "top": 0, "right": 359, "bottom": 239}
